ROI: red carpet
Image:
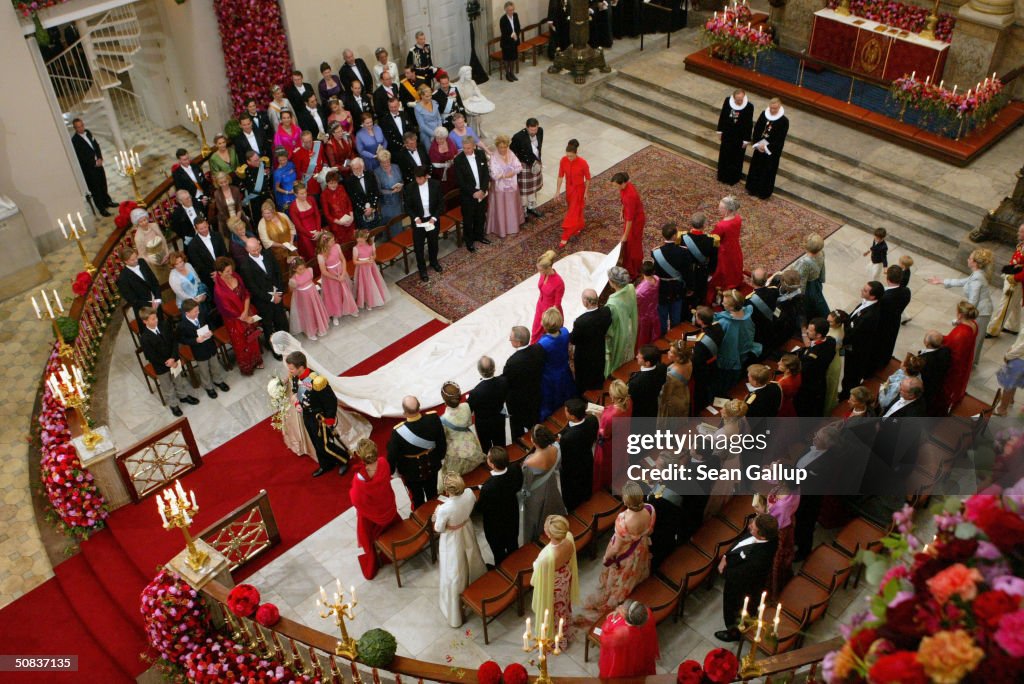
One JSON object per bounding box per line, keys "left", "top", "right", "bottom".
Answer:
{"left": 0, "top": 318, "right": 447, "bottom": 681}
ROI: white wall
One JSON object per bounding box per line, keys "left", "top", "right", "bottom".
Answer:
{"left": 279, "top": 0, "right": 393, "bottom": 82}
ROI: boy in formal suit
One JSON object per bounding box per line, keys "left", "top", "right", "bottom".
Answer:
{"left": 473, "top": 447, "right": 522, "bottom": 566}
{"left": 139, "top": 306, "right": 197, "bottom": 416}
{"left": 177, "top": 299, "right": 230, "bottom": 399}
{"left": 715, "top": 513, "right": 779, "bottom": 642}
{"left": 401, "top": 166, "right": 442, "bottom": 281}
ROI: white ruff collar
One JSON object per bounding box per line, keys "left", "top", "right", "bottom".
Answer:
{"left": 765, "top": 106, "right": 785, "bottom": 121}
{"left": 729, "top": 96, "right": 748, "bottom": 110}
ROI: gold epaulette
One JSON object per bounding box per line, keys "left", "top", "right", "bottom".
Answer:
{"left": 712, "top": 234, "right": 722, "bottom": 246}
{"left": 425, "top": 410, "right": 437, "bottom": 415}
{"left": 311, "top": 373, "right": 328, "bottom": 391}
{"left": 235, "top": 164, "right": 247, "bottom": 178}
{"left": 746, "top": 393, "right": 757, "bottom": 404}
{"left": 394, "top": 420, "right": 406, "bottom": 428}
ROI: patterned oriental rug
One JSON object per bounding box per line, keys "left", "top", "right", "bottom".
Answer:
{"left": 397, "top": 145, "right": 841, "bottom": 322}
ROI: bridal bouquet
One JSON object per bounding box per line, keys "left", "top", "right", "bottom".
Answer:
{"left": 267, "top": 377, "right": 289, "bottom": 432}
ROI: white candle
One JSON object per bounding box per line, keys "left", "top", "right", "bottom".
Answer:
{"left": 53, "top": 381, "right": 65, "bottom": 404}
{"left": 525, "top": 617, "right": 531, "bottom": 639}
{"left": 170, "top": 497, "right": 179, "bottom": 515}
{"left": 714, "top": 11, "right": 717, "bottom": 19}
{"left": 556, "top": 617, "right": 564, "bottom": 641}
{"left": 993, "top": 72, "right": 997, "bottom": 80}
{"left": 71, "top": 224, "right": 80, "bottom": 240}
{"left": 52, "top": 290, "right": 63, "bottom": 313}
{"left": 523, "top": 628, "right": 529, "bottom": 650}
{"left": 953, "top": 84, "right": 957, "bottom": 94}
{"left": 967, "top": 89, "right": 972, "bottom": 98}
{"left": 157, "top": 496, "right": 168, "bottom": 526}
{"left": 201, "top": 100, "right": 207, "bottom": 117}
{"left": 41, "top": 290, "right": 54, "bottom": 318}
{"left": 320, "top": 585, "right": 328, "bottom": 603}
{"left": 176, "top": 480, "right": 186, "bottom": 498}
{"left": 754, "top": 620, "right": 762, "bottom": 641}
{"left": 77, "top": 212, "right": 83, "bottom": 228}
{"left": 741, "top": 595, "right": 749, "bottom": 619}
{"left": 72, "top": 365, "right": 83, "bottom": 388}
{"left": 939, "top": 80, "right": 944, "bottom": 89}
{"left": 190, "top": 490, "right": 197, "bottom": 508}
{"left": 542, "top": 609, "right": 549, "bottom": 638}
{"left": 911, "top": 71, "right": 915, "bottom": 80}
{"left": 59, "top": 219, "right": 68, "bottom": 239}
{"left": 31, "top": 296, "right": 41, "bottom": 319}
{"left": 774, "top": 602, "right": 782, "bottom": 624}
{"left": 925, "top": 75, "right": 930, "bottom": 85}
{"left": 133, "top": 151, "right": 140, "bottom": 167}
{"left": 350, "top": 585, "right": 356, "bottom": 604}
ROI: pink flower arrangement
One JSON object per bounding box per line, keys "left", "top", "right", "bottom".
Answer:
{"left": 213, "top": 0, "right": 293, "bottom": 115}
{"left": 702, "top": 4, "right": 773, "bottom": 65}
{"left": 825, "top": 0, "right": 956, "bottom": 42}
{"left": 890, "top": 74, "right": 1007, "bottom": 136}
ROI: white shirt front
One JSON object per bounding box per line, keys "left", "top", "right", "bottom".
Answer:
{"left": 392, "top": 112, "right": 404, "bottom": 134}
{"left": 198, "top": 233, "right": 216, "bottom": 258}
{"left": 417, "top": 181, "right": 432, "bottom": 218}
{"left": 732, "top": 535, "right": 768, "bottom": 552}
{"left": 127, "top": 264, "right": 144, "bottom": 279}
{"left": 466, "top": 153, "right": 481, "bottom": 190}
{"left": 409, "top": 149, "right": 422, "bottom": 166}
{"left": 530, "top": 135, "right": 539, "bottom": 159}
{"left": 883, "top": 396, "right": 913, "bottom": 417}
{"left": 244, "top": 130, "right": 259, "bottom": 151}
{"left": 308, "top": 107, "right": 325, "bottom": 134}
{"left": 78, "top": 132, "right": 97, "bottom": 151}
{"left": 851, "top": 299, "right": 877, "bottom": 318}
{"left": 184, "top": 205, "right": 197, "bottom": 223}
{"left": 249, "top": 254, "right": 267, "bottom": 272}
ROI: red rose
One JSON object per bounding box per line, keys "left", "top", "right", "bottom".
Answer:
{"left": 910, "top": 556, "right": 951, "bottom": 591}
{"left": 869, "top": 652, "right": 927, "bottom": 684}
{"left": 677, "top": 659, "right": 704, "bottom": 684}
{"left": 704, "top": 647, "right": 739, "bottom": 683}
{"left": 851, "top": 628, "right": 878, "bottom": 658}
{"left": 477, "top": 661, "right": 502, "bottom": 684}
{"left": 255, "top": 602, "right": 280, "bottom": 627}
{"left": 503, "top": 663, "right": 527, "bottom": 684}
{"left": 973, "top": 591, "right": 1019, "bottom": 630}
{"left": 226, "top": 583, "right": 260, "bottom": 617}
{"left": 934, "top": 537, "right": 978, "bottom": 562}
{"left": 976, "top": 507, "right": 1024, "bottom": 553}
{"left": 71, "top": 271, "right": 93, "bottom": 296}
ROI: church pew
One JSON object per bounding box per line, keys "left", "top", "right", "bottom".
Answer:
{"left": 374, "top": 515, "right": 435, "bottom": 587}
{"left": 461, "top": 569, "right": 520, "bottom": 644}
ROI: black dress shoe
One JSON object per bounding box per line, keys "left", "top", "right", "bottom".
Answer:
{"left": 170, "top": 406, "right": 183, "bottom": 417}
{"left": 206, "top": 388, "right": 218, "bottom": 399}
{"left": 431, "top": 262, "right": 443, "bottom": 273}
{"left": 479, "top": 237, "right": 492, "bottom": 245}
{"left": 529, "top": 208, "right": 544, "bottom": 218}
{"left": 99, "top": 209, "right": 111, "bottom": 217}
{"left": 466, "top": 244, "right": 476, "bottom": 253}
{"left": 215, "top": 382, "right": 230, "bottom": 392}
{"left": 312, "top": 468, "right": 328, "bottom": 478}
{"left": 714, "top": 630, "right": 741, "bottom": 643}
{"left": 180, "top": 395, "right": 200, "bottom": 405}
{"left": 420, "top": 272, "right": 429, "bottom": 282}
{"left": 106, "top": 201, "right": 119, "bottom": 209}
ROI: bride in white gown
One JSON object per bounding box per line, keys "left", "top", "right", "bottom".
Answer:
{"left": 433, "top": 473, "right": 486, "bottom": 627}
{"left": 270, "top": 332, "right": 373, "bottom": 453}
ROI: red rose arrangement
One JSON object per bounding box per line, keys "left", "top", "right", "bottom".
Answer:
{"left": 890, "top": 74, "right": 1007, "bottom": 136}
{"left": 676, "top": 659, "right": 704, "bottom": 684}
{"left": 71, "top": 271, "right": 93, "bottom": 297}
{"left": 477, "top": 660, "right": 503, "bottom": 684}
{"left": 113, "top": 201, "right": 139, "bottom": 231}
{"left": 213, "top": 0, "right": 293, "bottom": 115}
{"left": 503, "top": 662, "right": 528, "bottom": 684}
{"left": 702, "top": 4, "right": 772, "bottom": 65}
{"left": 226, "top": 583, "right": 261, "bottom": 617}
{"left": 825, "top": 0, "right": 955, "bottom": 42}
{"left": 673, "top": 649, "right": 739, "bottom": 683}
{"left": 255, "top": 602, "right": 281, "bottom": 627}
{"left": 139, "top": 569, "right": 209, "bottom": 666}
{"left": 824, "top": 480, "right": 1024, "bottom": 683}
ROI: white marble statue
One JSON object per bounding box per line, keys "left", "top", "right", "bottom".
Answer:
{"left": 456, "top": 66, "right": 495, "bottom": 115}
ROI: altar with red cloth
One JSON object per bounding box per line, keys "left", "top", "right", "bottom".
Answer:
{"left": 808, "top": 8, "right": 948, "bottom": 83}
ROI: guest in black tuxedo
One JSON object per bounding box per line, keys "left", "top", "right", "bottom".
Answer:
{"left": 170, "top": 189, "right": 206, "bottom": 244}
{"left": 716, "top": 89, "right": 754, "bottom": 185}
{"left": 651, "top": 222, "right": 691, "bottom": 334}
{"left": 284, "top": 70, "right": 315, "bottom": 112}
{"left": 344, "top": 158, "right": 382, "bottom": 230}
{"left": 396, "top": 131, "right": 430, "bottom": 184}
{"left": 241, "top": 99, "right": 272, "bottom": 147}
{"left": 795, "top": 317, "right": 836, "bottom": 417}
{"left": 748, "top": 268, "right": 779, "bottom": 355}
{"left": 875, "top": 265, "right": 912, "bottom": 372}
{"left": 387, "top": 395, "right": 446, "bottom": 508}
{"left": 184, "top": 219, "right": 225, "bottom": 298}
{"left": 432, "top": 70, "right": 466, "bottom": 130}
{"left": 681, "top": 213, "right": 718, "bottom": 310}
{"left": 338, "top": 49, "right": 374, "bottom": 94}
{"left": 510, "top": 118, "right": 544, "bottom": 219}
{"left": 744, "top": 364, "right": 782, "bottom": 418}
{"left": 70, "top": 118, "right": 114, "bottom": 215}
{"left": 453, "top": 136, "right": 490, "bottom": 251}
{"left": 544, "top": 0, "right": 570, "bottom": 59}
{"left": 499, "top": 3, "right": 523, "bottom": 81}
{"left": 873, "top": 375, "right": 926, "bottom": 475}
{"left": 793, "top": 423, "right": 844, "bottom": 559}
{"left": 235, "top": 114, "right": 270, "bottom": 161}
{"left": 116, "top": 247, "right": 164, "bottom": 322}
{"left": 402, "top": 166, "right": 443, "bottom": 281}
{"left": 172, "top": 149, "right": 212, "bottom": 205}
{"left": 473, "top": 447, "right": 523, "bottom": 566}
{"left": 558, "top": 398, "right": 598, "bottom": 511}
{"left": 177, "top": 298, "right": 230, "bottom": 398}
{"left": 642, "top": 451, "right": 685, "bottom": 568}
{"left": 715, "top": 513, "right": 779, "bottom": 642}
{"left": 343, "top": 80, "right": 374, "bottom": 122}
{"left": 468, "top": 356, "right": 509, "bottom": 452}
{"left": 840, "top": 281, "right": 884, "bottom": 399}
{"left": 589, "top": 0, "right": 614, "bottom": 49}
{"left": 570, "top": 288, "right": 613, "bottom": 394}
{"left": 628, "top": 345, "right": 668, "bottom": 418}
{"left": 746, "top": 98, "right": 790, "bottom": 199}
{"left": 690, "top": 306, "right": 724, "bottom": 412}
{"left": 237, "top": 237, "right": 289, "bottom": 350}
{"left": 919, "top": 330, "right": 952, "bottom": 417}
{"left": 139, "top": 306, "right": 197, "bottom": 416}
{"left": 379, "top": 97, "right": 417, "bottom": 153}
{"left": 297, "top": 92, "right": 329, "bottom": 141}
{"left": 502, "top": 325, "right": 546, "bottom": 439}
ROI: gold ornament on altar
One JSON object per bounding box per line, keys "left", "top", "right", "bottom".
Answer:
{"left": 836, "top": 0, "right": 851, "bottom": 15}
{"left": 318, "top": 579, "right": 359, "bottom": 660}
{"left": 522, "top": 610, "right": 564, "bottom": 684}
{"left": 31, "top": 288, "right": 74, "bottom": 362}
{"left": 919, "top": 0, "right": 939, "bottom": 41}
{"left": 114, "top": 148, "right": 146, "bottom": 207}
{"left": 736, "top": 591, "right": 784, "bottom": 678}
{"left": 186, "top": 100, "right": 211, "bottom": 156}
{"left": 46, "top": 363, "right": 102, "bottom": 449}
{"left": 59, "top": 212, "right": 96, "bottom": 275}
{"left": 156, "top": 480, "right": 208, "bottom": 572}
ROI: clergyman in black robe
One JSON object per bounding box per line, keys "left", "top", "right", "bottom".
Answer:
{"left": 716, "top": 90, "right": 754, "bottom": 185}
{"left": 546, "top": 0, "right": 571, "bottom": 59}
{"left": 745, "top": 98, "right": 790, "bottom": 199}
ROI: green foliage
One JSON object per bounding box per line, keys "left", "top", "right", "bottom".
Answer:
{"left": 224, "top": 118, "right": 242, "bottom": 139}
{"left": 56, "top": 316, "right": 79, "bottom": 344}
{"left": 357, "top": 628, "right": 397, "bottom": 668}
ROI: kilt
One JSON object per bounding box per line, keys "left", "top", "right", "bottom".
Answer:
{"left": 518, "top": 163, "right": 543, "bottom": 196}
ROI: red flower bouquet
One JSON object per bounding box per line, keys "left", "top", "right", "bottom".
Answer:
{"left": 702, "top": 4, "right": 772, "bottom": 65}
{"left": 703, "top": 648, "right": 740, "bottom": 683}
{"left": 676, "top": 659, "right": 704, "bottom": 684}
{"left": 255, "top": 602, "right": 280, "bottom": 627}
{"left": 890, "top": 74, "right": 1007, "bottom": 137}
{"left": 113, "top": 201, "right": 139, "bottom": 231}
{"left": 503, "top": 662, "right": 528, "bottom": 684}
{"left": 213, "top": 0, "right": 293, "bottom": 115}
{"left": 825, "top": 0, "right": 955, "bottom": 42}
{"left": 226, "top": 583, "right": 261, "bottom": 617}
{"left": 71, "top": 271, "right": 93, "bottom": 297}
{"left": 477, "top": 660, "right": 503, "bottom": 684}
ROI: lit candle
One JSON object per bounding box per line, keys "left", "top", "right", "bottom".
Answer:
{"left": 556, "top": 617, "right": 564, "bottom": 642}
{"left": 190, "top": 490, "right": 197, "bottom": 509}
{"left": 52, "top": 290, "right": 63, "bottom": 313}
{"left": 523, "top": 619, "right": 530, "bottom": 650}
{"left": 169, "top": 497, "right": 179, "bottom": 515}
{"left": 59, "top": 219, "right": 68, "bottom": 239}
{"left": 939, "top": 80, "right": 944, "bottom": 89}
{"left": 740, "top": 595, "right": 749, "bottom": 620}
{"left": 71, "top": 224, "right": 80, "bottom": 240}
{"left": 714, "top": 11, "right": 717, "bottom": 19}
{"left": 183, "top": 509, "right": 191, "bottom": 525}
{"left": 967, "top": 89, "right": 972, "bottom": 98}
{"left": 72, "top": 365, "right": 83, "bottom": 388}
{"left": 541, "top": 609, "right": 549, "bottom": 638}
{"left": 41, "top": 290, "right": 54, "bottom": 318}
{"left": 911, "top": 71, "right": 915, "bottom": 80}
{"left": 133, "top": 151, "right": 140, "bottom": 167}
{"left": 773, "top": 605, "right": 781, "bottom": 630}
{"left": 186, "top": 104, "right": 192, "bottom": 120}
{"left": 993, "top": 72, "right": 997, "bottom": 80}
{"left": 77, "top": 212, "right": 83, "bottom": 228}
{"left": 31, "top": 296, "right": 41, "bottom": 319}
{"left": 925, "top": 75, "right": 930, "bottom": 85}
{"left": 953, "top": 84, "right": 957, "bottom": 94}
{"left": 320, "top": 585, "right": 328, "bottom": 603}
{"left": 156, "top": 495, "right": 167, "bottom": 525}
{"left": 350, "top": 585, "right": 356, "bottom": 604}
{"left": 201, "top": 100, "right": 208, "bottom": 117}
{"left": 774, "top": 602, "right": 782, "bottom": 624}
{"left": 176, "top": 480, "right": 186, "bottom": 498}
{"left": 754, "top": 620, "right": 762, "bottom": 641}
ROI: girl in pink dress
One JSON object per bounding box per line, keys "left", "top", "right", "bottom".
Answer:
{"left": 531, "top": 250, "right": 565, "bottom": 343}
{"left": 353, "top": 229, "right": 390, "bottom": 309}
{"left": 635, "top": 261, "right": 661, "bottom": 348}
{"left": 315, "top": 232, "right": 358, "bottom": 325}
{"left": 287, "top": 257, "right": 330, "bottom": 340}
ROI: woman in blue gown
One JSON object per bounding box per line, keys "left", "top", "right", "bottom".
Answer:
{"left": 537, "top": 307, "right": 577, "bottom": 419}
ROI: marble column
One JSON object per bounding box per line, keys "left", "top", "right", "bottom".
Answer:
{"left": 942, "top": 5, "right": 1016, "bottom": 90}
{"left": 968, "top": 0, "right": 1015, "bottom": 15}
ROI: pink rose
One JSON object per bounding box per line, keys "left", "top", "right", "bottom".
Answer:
{"left": 926, "top": 563, "right": 983, "bottom": 604}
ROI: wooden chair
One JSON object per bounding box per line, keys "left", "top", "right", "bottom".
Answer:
{"left": 584, "top": 576, "right": 680, "bottom": 662}
{"left": 717, "top": 495, "right": 756, "bottom": 532}
{"left": 368, "top": 224, "right": 405, "bottom": 275}
{"left": 461, "top": 570, "right": 519, "bottom": 644}
{"left": 497, "top": 543, "right": 542, "bottom": 615}
{"left": 741, "top": 612, "right": 806, "bottom": 657}
{"left": 487, "top": 36, "right": 510, "bottom": 78}
{"left": 134, "top": 347, "right": 165, "bottom": 405}
{"left": 778, "top": 574, "right": 834, "bottom": 626}
{"left": 374, "top": 516, "right": 435, "bottom": 587}
{"left": 121, "top": 301, "right": 141, "bottom": 348}
{"left": 571, "top": 490, "right": 623, "bottom": 538}
{"left": 176, "top": 344, "right": 202, "bottom": 389}
{"left": 410, "top": 498, "right": 442, "bottom": 557}
{"left": 689, "top": 517, "right": 744, "bottom": 560}
{"left": 798, "top": 544, "right": 852, "bottom": 592}
{"left": 212, "top": 326, "right": 234, "bottom": 370}
{"left": 518, "top": 23, "right": 550, "bottom": 66}
{"left": 654, "top": 544, "right": 716, "bottom": 619}
{"left": 833, "top": 517, "right": 889, "bottom": 557}
{"left": 383, "top": 214, "right": 414, "bottom": 275}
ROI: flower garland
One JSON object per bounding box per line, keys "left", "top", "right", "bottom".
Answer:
{"left": 825, "top": 0, "right": 955, "bottom": 43}
{"left": 702, "top": 4, "right": 773, "bottom": 65}
{"left": 890, "top": 73, "right": 1007, "bottom": 136}
{"left": 213, "top": 0, "right": 293, "bottom": 115}
{"left": 824, "top": 478, "right": 1024, "bottom": 683}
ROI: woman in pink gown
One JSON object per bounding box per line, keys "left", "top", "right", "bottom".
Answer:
{"left": 596, "top": 381, "right": 631, "bottom": 492}
{"left": 315, "top": 232, "right": 358, "bottom": 324}
{"left": 941, "top": 301, "right": 980, "bottom": 413}
{"left": 288, "top": 183, "right": 321, "bottom": 269}
{"left": 287, "top": 258, "right": 330, "bottom": 340}
{"left": 273, "top": 111, "right": 302, "bottom": 154}
{"left": 710, "top": 195, "right": 744, "bottom": 299}
{"left": 585, "top": 482, "right": 655, "bottom": 615}
{"left": 635, "top": 262, "right": 661, "bottom": 348}
{"left": 485, "top": 135, "right": 524, "bottom": 238}
{"left": 352, "top": 229, "right": 390, "bottom": 309}
{"left": 531, "top": 250, "right": 565, "bottom": 343}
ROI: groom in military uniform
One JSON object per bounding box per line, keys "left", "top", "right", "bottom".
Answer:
{"left": 387, "top": 395, "right": 446, "bottom": 509}
{"left": 286, "top": 351, "right": 348, "bottom": 478}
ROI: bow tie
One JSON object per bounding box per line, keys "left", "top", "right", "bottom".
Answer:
{"left": 355, "top": 175, "right": 363, "bottom": 180}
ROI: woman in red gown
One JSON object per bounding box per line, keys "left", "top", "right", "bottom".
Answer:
{"left": 288, "top": 182, "right": 322, "bottom": 269}
{"left": 597, "top": 600, "right": 659, "bottom": 678}
{"left": 212, "top": 258, "right": 264, "bottom": 375}
{"left": 428, "top": 128, "right": 459, "bottom": 197}
{"left": 555, "top": 139, "right": 591, "bottom": 247}
{"left": 710, "top": 195, "right": 744, "bottom": 299}
{"left": 941, "top": 301, "right": 980, "bottom": 414}
{"left": 531, "top": 250, "right": 565, "bottom": 343}
{"left": 776, "top": 353, "right": 802, "bottom": 418}
{"left": 349, "top": 439, "right": 401, "bottom": 580}
{"left": 320, "top": 170, "right": 356, "bottom": 244}
{"left": 613, "top": 172, "right": 646, "bottom": 278}
{"left": 325, "top": 122, "right": 356, "bottom": 177}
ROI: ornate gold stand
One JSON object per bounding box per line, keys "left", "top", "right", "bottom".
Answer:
{"left": 156, "top": 481, "right": 208, "bottom": 572}
{"left": 318, "top": 581, "right": 359, "bottom": 660}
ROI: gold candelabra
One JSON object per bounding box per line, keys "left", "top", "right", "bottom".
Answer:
{"left": 59, "top": 211, "right": 96, "bottom": 275}
{"left": 919, "top": 0, "right": 939, "bottom": 40}
{"left": 835, "top": 0, "right": 851, "bottom": 15}
{"left": 318, "top": 580, "right": 359, "bottom": 659}
{"left": 186, "top": 100, "right": 211, "bottom": 156}
{"left": 46, "top": 363, "right": 102, "bottom": 450}
{"left": 736, "top": 592, "right": 783, "bottom": 678}
{"left": 156, "top": 480, "right": 208, "bottom": 572}
{"left": 115, "top": 148, "right": 146, "bottom": 207}
{"left": 31, "top": 288, "right": 74, "bottom": 361}
{"left": 522, "top": 610, "right": 564, "bottom": 684}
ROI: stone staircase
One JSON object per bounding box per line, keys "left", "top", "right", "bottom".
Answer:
{"left": 581, "top": 70, "right": 989, "bottom": 268}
